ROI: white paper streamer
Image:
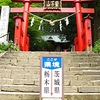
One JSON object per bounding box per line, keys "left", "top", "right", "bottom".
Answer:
{"left": 59, "top": 21, "right": 62, "bottom": 31}
{"left": 38, "top": 20, "right": 43, "bottom": 30}
{"left": 30, "top": 17, "right": 34, "bottom": 26}
{"left": 65, "top": 17, "right": 69, "bottom": 26}
{"left": 40, "top": 20, "right": 43, "bottom": 24}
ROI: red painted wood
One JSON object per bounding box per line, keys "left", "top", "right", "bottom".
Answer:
{"left": 21, "top": 1, "right": 30, "bottom": 51}
{"left": 11, "top": 7, "right": 94, "bottom": 13}
{"left": 14, "top": 15, "right": 23, "bottom": 49}
{"left": 84, "top": 15, "right": 93, "bottom": 48}
{"left": 75, "top": 1, "right": 83, "bottom": 51}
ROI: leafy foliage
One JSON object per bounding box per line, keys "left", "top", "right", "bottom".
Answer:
{"left": 0, "top": 42, "right": 19, "bottom": 53}
{"left": 0, "top": 43, "right": 10, "bottom": 53}
{"left": 0, "top": 0, "right": 11, "bottom": 7}
{"left": 28, "top": 25, "right": 51, "bottom": 51}
{"left": 94, "top": 0, "right": 100, "bottom": 11}
{"left": 92, "top": 39, "right": 100, "bottom": 53}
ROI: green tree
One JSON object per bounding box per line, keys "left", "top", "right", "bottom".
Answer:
{"left": 93, "top": 39, "right": 100, "bottom": 53}
{"left": 93, "top": 0, "right": 100, "bottom": 43}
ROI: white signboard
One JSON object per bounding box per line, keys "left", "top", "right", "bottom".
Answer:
{"left": 0, "top": 6, "right": 10, "bottom": 44}
{"left": 40, "top": 56, "right": 63, "bottom": 100}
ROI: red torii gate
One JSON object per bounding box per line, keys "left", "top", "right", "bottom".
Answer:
{"left": 11, "top": 0, "right": 94, "bottom": 51}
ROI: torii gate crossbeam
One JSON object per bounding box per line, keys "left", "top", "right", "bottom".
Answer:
{"left": 11, "top": 7, "right": 94, "bottom": 13}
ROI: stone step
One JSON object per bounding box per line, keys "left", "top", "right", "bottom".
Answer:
{"left": 0, "top": 92, "right": 39, "bottom": 100}
{"left": 3, "top": 51, "right": 100, "bottom": 60}
{"left": 66, "top": 70, "right": 100, "bottom": 77}
{"left": 0, "top": 78, "right": 93, "bottom": 87}
{"left": 78, "top": 86, "right": 100, "bottom": 93}
{"left": 65, "top": 78, "right": 100, "bottom": 86}
{"left": 82, "top": 70, "right": 100, "bottom": 75}
{"left": 1, "top": 72, "right": 99, "bottom": 82}
{"left": 1, "top": 51, "right": 100, "bottom": 67}
{"left": 0, "top": 85, "right": 39, "bottom": 92}
{"left": 1, "top": 65, "right": 100, "bottom": 72}
{"left": 1, "top": 55, "right": 100, "bottom": 62}
{"left": 90, "top": 80, "right": 100, "bottom": 86}
{"left": 65, "top": 75, "right": 100, "bottom": 86}
{"left": 2, "top": 65, "right": 100, "bottom": 73}
{"left": 1, "top": 70, "right": 99, "bottom": 84}
{"left": 2, "top": 51, "right": 100, "bottom": 59}
{"left": 70, "top": 80, "right": 93, "bottom": 86}
{"left": 0, "top": 72, "right": 39, "bottom": 79}
{"left": 65, "top": 70, "right": 100, "bottom": 75}
{"left": 0, "top": 79, "right": 39, "bottom": 85}
{"left": 0, "top": 63, "right": 99, "bottom": 69}
{"left": 1, "top": 85, "right": 97, "bottom": 93}
{"left": 0, "top": 68, "right": 40, "bottom": 75}
{"left": 0, "top": 85, "right": 78, "bottom": 93}
{"left": 4, "top": 51, "right": 100, "bottom": 58}
{"left": 77, "top": 75, "right": 100, "bottom": 81}
{"left": 0, "top": 78, "right": 92, "bottom": 87}
{"left": 3, "top": 65, "right": 100, "bottom": 73}
{"left": 69, "top": 67, "right": 100, "bottom": 71}
{"left": 67, "top": 62, "right": 98, "bottom": 67}
{"left": 70, "top": 58, "right": 100, "bottom": 63}
{"left": 0, "top": 79, "right": 13, "bottom": 85}
{"left": 0, "top": 92, "right": 100, "bottom": 100}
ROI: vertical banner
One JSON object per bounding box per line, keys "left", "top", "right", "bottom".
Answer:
{"left": 40, "top": 56, "right": 64, "bottom": 100}
{"left": 0, "top": 6, "right": 10, "bottom": 44}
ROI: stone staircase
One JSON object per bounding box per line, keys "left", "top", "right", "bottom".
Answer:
{"left": 0, "top": 51, "right": 100, "bottom": 100}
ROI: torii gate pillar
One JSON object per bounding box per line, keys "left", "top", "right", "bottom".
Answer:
{"left": 84, "top": 14, "right": 93, "bottom": 51}
{"left": 74, "top": 0, "right": 83, "bottom": 51}
{"left": 14, "top": 14, "right": 23, "bottom": 50}
{"left": 21, "top": 0, "right": 31, "bottom": 51}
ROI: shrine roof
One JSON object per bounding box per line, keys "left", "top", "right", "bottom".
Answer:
{"left": 42, "top": 34, "right": 70, "bottom": 43}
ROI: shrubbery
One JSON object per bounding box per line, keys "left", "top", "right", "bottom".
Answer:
{"left": 92, "top": 39, "right": 100, "bottom": 53}
{"left": 0, "top": 42, "right": 19, "bottom": 53}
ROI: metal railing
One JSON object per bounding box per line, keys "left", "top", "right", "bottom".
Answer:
{"left": 0, "top": 33, "right": 10, "bottom": 38}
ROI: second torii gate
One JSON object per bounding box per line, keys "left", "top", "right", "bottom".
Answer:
{"left": 11, "top": 0, "right": 94, "bottom": 51}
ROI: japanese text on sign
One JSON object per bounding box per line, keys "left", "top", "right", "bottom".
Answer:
{"left": 44, "top": 0, "right": 62, "bottom": 9}
{"left": 42, "top": 57, "right": 62, "bottom": 69}
{"left": 0, "top": 6, "right": 10, "bottom": 43}
{"left": 41, "top": 56, "right": 63, "bottom": 98}
{"left": 43, "top": 70, "right": 61, "bottom": 95}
